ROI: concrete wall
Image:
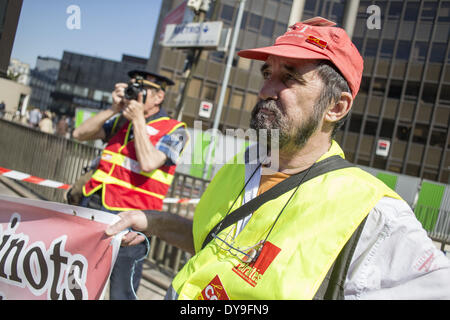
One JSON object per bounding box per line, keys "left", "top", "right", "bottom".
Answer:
{"left": 0, "top": 77, "right": 31, "bottom": 114}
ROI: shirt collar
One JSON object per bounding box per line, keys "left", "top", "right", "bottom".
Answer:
{"left": 145, "top": 107, "right": 168, "bottom": 123}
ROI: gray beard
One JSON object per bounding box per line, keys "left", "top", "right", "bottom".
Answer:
{"left": 249, "top": 99, "right": 320, "bottom": 154}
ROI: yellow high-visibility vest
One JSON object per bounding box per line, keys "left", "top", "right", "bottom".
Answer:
{"left": 171, "top": 141, "right": 401, "bottom": 300}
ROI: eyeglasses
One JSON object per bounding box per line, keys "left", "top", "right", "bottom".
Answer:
{"left": 211, "top": 225, "right": 265, "bottom": 264}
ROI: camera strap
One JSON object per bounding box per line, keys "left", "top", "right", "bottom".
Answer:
{"left": 201, "top": 155, "right": 355, "bottom": 250}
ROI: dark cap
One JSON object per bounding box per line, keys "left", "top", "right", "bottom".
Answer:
{"left": 128, "top": 70, "right": 175, "bottom": 91}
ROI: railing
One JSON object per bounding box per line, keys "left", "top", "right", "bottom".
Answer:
{"left": 0, "top": 118, "right": 102, "bottom": 202}
{"left": 414, "top": 204, "right": 450, "bottom": 250}
{"left": 1, "top": 118, "right": 448, "bottom": 280}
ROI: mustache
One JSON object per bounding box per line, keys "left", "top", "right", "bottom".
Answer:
{"left": 251, "top": 99, "right": 285, "bottom": 118}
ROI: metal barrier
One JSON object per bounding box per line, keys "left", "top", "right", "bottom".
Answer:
{"left": 0, "top": 118, "right": 102, "bottom": 202}
{"left": 414, "top": 204, "right": 450, "bottom": 250}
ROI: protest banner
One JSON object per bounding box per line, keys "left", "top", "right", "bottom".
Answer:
{"left": 0, "top": 195, "right": 125, "bottom": 300}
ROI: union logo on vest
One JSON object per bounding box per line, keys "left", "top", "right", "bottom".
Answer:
{"left": 232, "top": 241, "right": 281, "bottom": 287}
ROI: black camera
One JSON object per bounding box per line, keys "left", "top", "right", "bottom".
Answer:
{"left": 124, "top": 78, "right": 147, "bottom": 103}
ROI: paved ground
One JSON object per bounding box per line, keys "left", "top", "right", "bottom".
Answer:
{"left": 0, "top": 178, "right": 22, "bottom": 197}
{"left": 102, "top": 261, "right": 172, "bottom": 300}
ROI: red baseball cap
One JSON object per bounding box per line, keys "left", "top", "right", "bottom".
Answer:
{"left": 237, "top": 17, "right": 364, "bottom": 98}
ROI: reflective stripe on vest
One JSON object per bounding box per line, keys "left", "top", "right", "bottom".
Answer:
{"left": 171, "top": 141, "right": 402, "bottom": 300}
{"left": 90, "top": 169, "right": 165, "bottom": 200}
{"left": 100, "top": 149, "right": 174, "bottom": 185}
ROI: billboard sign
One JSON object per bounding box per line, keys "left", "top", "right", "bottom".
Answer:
{"left": 162, "top": 21, "right": 223, "bottom": 48}
{"left": 0, "top": 195, "right": 124, "bottom": 300}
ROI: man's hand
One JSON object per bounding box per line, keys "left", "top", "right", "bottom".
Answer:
{"left": 106, "top": 210, "right": 149, "bottom": 246}
{"left": 111, "top": 83, "right": 128, "bottom": 114}
{"left": 122, "top": 92, "right": 145, "bottom": 123}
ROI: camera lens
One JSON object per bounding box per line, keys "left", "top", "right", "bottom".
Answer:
{"left": 124, "top": 83, "right": 139, "bottom": 100}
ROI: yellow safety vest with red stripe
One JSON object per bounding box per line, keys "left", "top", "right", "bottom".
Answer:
{"left": 82, "top": 116, "right": 186, "bottom": 211}
{"left": 171, "top": 141, "right": 402, "bottom": 299}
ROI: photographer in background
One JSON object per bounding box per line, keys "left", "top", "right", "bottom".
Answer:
{"left": 72, "top": 70, "right": 188, "bottom": 300}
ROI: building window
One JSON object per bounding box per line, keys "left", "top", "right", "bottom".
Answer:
{"left": 93, "top": 90, "right": 103, "bottom": 101}
{"left": 405, "top": 81, "right": 420, "bottom": 100}
{"left": 372, "top": 78, "right": 387, "bottom": 96}
{"left": 249, "top": 13, "right": 262, "bottom": 30}
{"left": 396, "top": 40, "right": 412, "bottom": 60}
{"left": 421, "top": 2, "right": 437, "bottom": 21}
{"left": 380, "top": 119, "right": 395, "bottom": 138}
{"left": 412, "top": 41, "right": 428, "bottom": 62}
{"left": 397, "top": 125, "right": 411, "bottom": 141}
{"left": 422, "top": 83, "right": 438, "bottom": 104}
{"left": 359, "top": 76, "right": 370, "bottom": 95}
{"left": 240, "top": 11, "right": 248, "bottom": 30}
{"left": 438, "top": 2, "right": 450, "bottom": 22}
{"left": 60, "top": 83, "right": 73, "bottom": 93}
{"left": 201, "top": 84, "right": 217, "bottom": 101}
{"left": 404, "top": 2, "right": 420, "bottom": 21}
{"left": 262, "top": 18, "right": 275, "bottom": 38}
{"left": 381, "top": 39, "right": 395, "bottom": 59}
{"left": 365, "top": 39, "right": 379, "bottom": 57}
{"left": 304, "top": 0, "right": 317, "bottom": 13}
{"left": 74, "top": 86, "right": 88, "bottom": 98}
{"left": 364, "top": 120, "right": 378, "bottom": 136}
{"left": 388, "top": 80, "right": 404, "bottom": 99}
{"left": 388, "top": 1, "right": 403, "bottom": 19}
{"left": 430, "top": 42, "right": 447, "bottom": 63}
{"left": 413, "top": 124, "right": 429, "bottom": 144}
{"left": 221, "top": 4, "right": 234, "bottom": 22}
{"left": 440, "top": 85, "right": 450, "bottom": 102}
{"left": 349, "top": 114, "right": 363, "bottom": 133}
{"left": 430, "top": 129, "right": 446, "bottom": 148}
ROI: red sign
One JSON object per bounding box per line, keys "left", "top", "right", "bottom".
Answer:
{"left": 197, "top": 275, "right": 230, "bottom": 300}
{"left": 232, "top": 241, "right": 281, "bottom": 287}
{"left": 0, "top": 195, "right": 123, "bottom": 300}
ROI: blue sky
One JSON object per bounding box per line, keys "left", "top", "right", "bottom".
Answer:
{"left": 11, "top": 0, "right": 163, "bottom": 68}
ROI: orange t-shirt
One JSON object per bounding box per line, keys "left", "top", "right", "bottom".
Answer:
{"left": 257, "top": 171, "right": 291, "bottom": 196}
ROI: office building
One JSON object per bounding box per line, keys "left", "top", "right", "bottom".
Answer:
{"left": 35, "top": 56, "right": 61, "bottom": 81}
{"left": 50, "top": 51, "right": 147, "bottom": 116}
{"left": 0, "top": 0, "right": 23, "bottom": 78}
{"left": 147, "top": 0, "right": 449, "bottom": 184}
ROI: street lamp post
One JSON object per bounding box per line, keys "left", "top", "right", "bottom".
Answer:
{"left": 202, "top": 0, "right": 247, "bottom": 179}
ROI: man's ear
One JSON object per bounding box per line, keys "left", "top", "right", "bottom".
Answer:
{"left": 323, "top": 92, "right": 353, "bottom": 123}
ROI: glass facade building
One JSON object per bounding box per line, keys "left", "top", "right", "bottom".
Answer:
{"left": 148, "top": 0, "right": 449, "bottom": 183}
{"left": 340, "top": 1, "right": 450, "bottom": 184}
{"left": 51, "top": 51, "right": 147, "bottom": 116}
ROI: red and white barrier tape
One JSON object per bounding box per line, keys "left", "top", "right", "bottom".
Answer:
{"left": 0, "top": 166, "right": 200, "bottom": 204}
{"left": 0, "top": 166, "right": 71, "bottom": 190}
{"left": 163, "top": 198, "right": 200, "bottom": 204}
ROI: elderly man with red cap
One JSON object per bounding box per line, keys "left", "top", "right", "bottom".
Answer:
{"left": 106, "top": 18, "right": 450, "bottom": 300}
